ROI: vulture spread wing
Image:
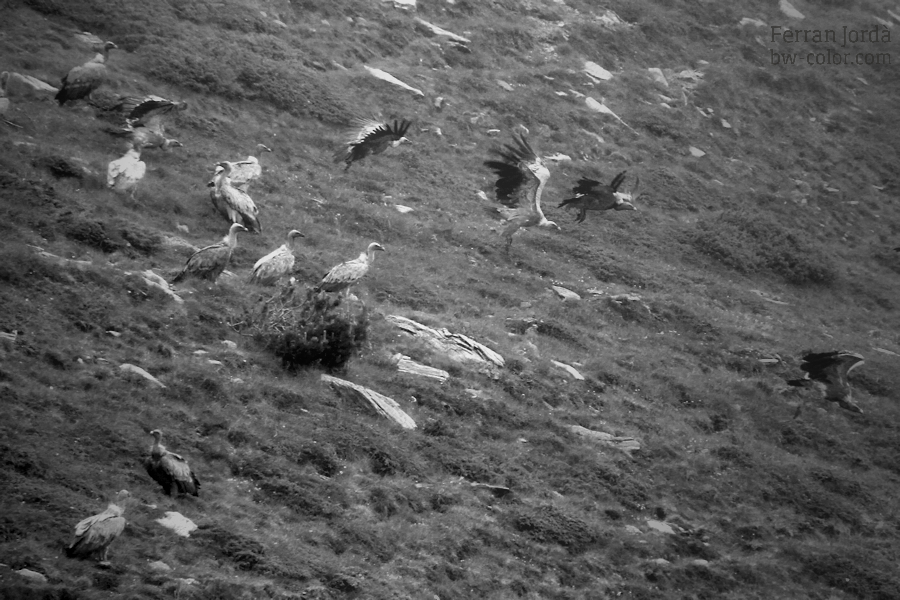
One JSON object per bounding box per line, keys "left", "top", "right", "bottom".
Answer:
{"left": 788, "top": 350, "right": 865, "bottom": 414}
{"left": 334, "top": 118, "right": 412, "bottom": 169}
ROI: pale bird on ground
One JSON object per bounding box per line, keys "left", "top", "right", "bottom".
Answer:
{"left": 107, "top": 143, "right": 146, "bottom": 198}
{"left": 249, "top": 229, "right": 305, "bottom": 285}
{"left": 56, "top": 41, "right": 117, "bottom": 105}
{"left": 170, "top": 222, "right": 247, "bottom": 284}
{"left": 334, "top": 118, "right": 412, "bottom": 170}
{"left": 787, "top": 350, "right": 865, "bottom": 416}
{"left": 558, "top": 171, "right": 638, "bottom": 223}
{"left": 484, "top": 133, "right": 559, "bottom": 250}
{"left": 316, "top": 242, "right": 385, "bottom": 294}
{"left": 66, "top": 490, "right": 131, "bottom": 564}
{"left": 209, "top": 161, "right": 262, "bottom": 233}
{"left": 143, "top": 429, "right": 200, "bottom": 497}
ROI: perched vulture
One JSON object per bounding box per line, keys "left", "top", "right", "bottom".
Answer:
{"left": 249, "top": 229, "right": 305, "bottom": 285}
{"left": 484, "top": 133, "right": 559, "bottom": 249}
{"left": 787, "top": 350, "right": 865, "bottom": 415}
{"left": 316, "top": 242, "right": 385, "bottom": 294}
{"left": 208, "top": 161, "right": 262, "bottom": 233}
{"left": 56, "top": 41, "right": 117, "bottom": 105}
{"left": 66, "top": 490, "right": 130, "bottom": 563}
{"left": 171, "top": 222, "right": 247, "bottom": 284}
{"left": 334, "top": 118, "right": 412, "bottom": 170}
{"left": 107, "top": 143, "right": 146, "bottom": 197}
{"left": 209, "top": 144, "right": 272, "bottom": 192}
{"left": 143, "top": 429, "right": 200, "bottom": 496}
{"left": 558, "top": 171, "right": 638, "bottom": 223}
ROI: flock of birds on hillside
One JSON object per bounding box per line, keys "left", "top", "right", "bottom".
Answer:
{"left": 40, "top": 39, "right": 872, "bottom": 566}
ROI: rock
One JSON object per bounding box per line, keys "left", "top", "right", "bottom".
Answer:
{"left": 387, "top": 315, "right": 505, "bottom": 368}
{"left": 688, "top": 146, "right": 706, "bottom": 157}
{"left": 119, "top": 363, "right": 166, "bottom": 388}
{"left": 127, "top": 270, "right": 184, "bottom": 304}
{"left": 551, "top": 360, "right": 585, "bottom": 380}
{"left": 0, "top": 97, "right": 8, "bottom": 116}
{"left": 584, "top": 61, "right": 613, "bottom": 81}
{"left": 650, "top": 558, "right": 671, "bottom": 566}
{"left": 584, "top": 97, "right": 636, "bottom": 132}
{"left": 497, "top": 80, "right": 515, "bottom": 92}
{"left": 873, "top": 347, "right": 900, "bottom": 357}
{"left": 3, "top": 72, "right": 58, "bottom": 99}
{"left": 647, "top": 67, "right": 668, "bottom": 87}
{"left": 221, "top": 340, "right": 237, "bottom": 350}
{"left": 433, "top": 96, "right": 445, "bottom": 110}
{"left": 176, "top": 224, "right": 190, "bottom": 234}
{"left": 364, "top": 65, "right": 424, "bottom": 96}
{"left": 779, "top": 0, "right": 804, "bottom": 19}
{"left": 647, "top": 519, "right": 676, "bottom": 534}
{"left": 15, "top": 569, "right": 48, "bottom": 584}
{"left": 415, "top": 17, "right": 470, "bottom": 42}
{"left": 193, "top": 350, "right": 208, "bottom": 356}
{"left": 552, "top": 285, "right": 581, "bottom": 301}
{"left": 386, "top": 0, "right": 416, "bottom": 9}
{"left": 393, "top": 353, "right": 450, "bottom": 382}
{"left": 394, "top": 204, "right": 414, "bottom": 213}
{"left": 148, "top": 560, "right": 172, "bottom": 573}
{"left": 691, "top": 559, "right": 711, "bottom": 568}
{"left": 207, "top": 360, "right": 223, "bottom": 366}
{"left": 739, "top": 17, "right": 766, "bottom": 28}
{"left": 155, "top": 512, "right": 197, "bottom": 537}
{"left": 625, "top": 525, "right": 642, "bottom": 535}
{"left": 570, "top": 425, "right": 641, "bottom": 454}
{"left": 30, "top": 245, "right": 92, "bottom": 270}
{"left": 322, "top": 374, "right": 417, "bottom": 429}
{"left": 544, "top": 153, "right": 571, "bottom": 162}
{"left": 721, "top": 119, "right": 732, "bottom": 129}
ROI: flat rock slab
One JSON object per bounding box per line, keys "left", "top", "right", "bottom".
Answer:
{"left": 552, "top": 285, "right": 581, "bottom": 301}
{"left": 155, "top": 511, "right": 197, "bottom": 537}
{"left": 551, "top": 360, "right": 585, "bottom": 380}
{"left": 387, "top": 315, "right": 504, "bottom": 368}
{"left": 570, "top": 424, "right": 640, "bottom": 454}
{"left": 647, "top": 519, "right": 676, "bottom": 534}
{"left": 393, "top": 353, "right": 449, "bottom": 382}
{"left": 120, "top": 363, "right": 166, "bottom": 388}
{"left": 322, "top": 374, "right": 417, "bottom": 429}
{"left": 364, "top": 65, "right": 424, "bottom": 96}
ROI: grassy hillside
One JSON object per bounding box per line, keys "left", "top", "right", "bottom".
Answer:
{"left": 1, "top": 0, "right": 900, "bottom": 598}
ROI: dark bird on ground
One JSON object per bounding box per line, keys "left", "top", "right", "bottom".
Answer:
{"left": 484, "top": 132, "right": 559, "bottom": 250}
{"left": 171, "top": 222, "right": 247, "bottom": 284}
{"left": 558, "top": 171, "right": 638, "bottom": 223}
{"left": 316, "top": 242, "right": 385, "bottom": 294}
{"left": 209, "top": 144, "right": 272, "bottom": 192}
{"left": 787, "top": 350, "right": 865, "bottom": 415}
{"left": 66, "top": 490, "right": 130, "bottom": 564}
{"left": 250, "top": 229, "right": 305, "bottom": 285}
{"left": 56, "top": 41, "right": 117, "bottom": 105}
{"left": 209, "top": 161, "right": 262, "bottom": 233}
{"left": 334, "top": 118, "right": 412, "bottom": 170}
{"left": 143, "top": 429, "right": 200, "bottom": 496}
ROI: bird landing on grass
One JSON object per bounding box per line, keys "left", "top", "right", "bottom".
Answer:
{"left": 334, "top": 118, "right": 412, "bottom": 170}
{"left": 787, "top": 350, "right": 865, "bottom": 416}
{"left": 558, "top": 171, "right": 640, "bottom": 223}
{"left": 484, "top": 132, "right": 559, "bottom": 251}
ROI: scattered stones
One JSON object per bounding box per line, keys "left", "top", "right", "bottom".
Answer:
{"left": 119, "top": 363, "right": 166, "bottom": 388}
{"left": 646, "top": 519, "right": 676, "bottom": 534}
{"left": 584, "top": 61, "right": 613, "bottom": 81}
{"left": 552, "top": 285, "right": 581, "bottom": 301}
{"left": 551, "top": 360, "right": 585, "bottom": 380}
{"left": 15, "top": 569, "right": 48, "bottom": 584}
{"left": 363, "top": 65, "right": 424, "bottom": 96}
{"left": 393, "top": 353, "right": 450, "bottom": 382}
{"left": 322, "top": 374, "right": 417, "bottom": 429}
{"left": 570, "top": 425, "right": 641, "bottom": 454}
{"left": 155, "top": 512, "right": 197, "bottom": 537}
{"left": 779, "top": 0, "right": 804, "bottom": 19}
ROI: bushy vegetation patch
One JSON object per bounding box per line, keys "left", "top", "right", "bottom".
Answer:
{"left": 508, "top": 504, "right": 604, "bottom": 553}
{"left": 691, "top": 209, "right": 836, "bottom": 284}
{"left": 248, "top": 288, "right": 369, "bottom": 371}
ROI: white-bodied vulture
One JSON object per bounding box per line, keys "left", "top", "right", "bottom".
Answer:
{"left": 334, "top": 118, "right": 412, "bottom": 170}
{"left": 56, "top": 41, "right": 117, "bottom": 106}
{"left": 484, "top": 133, "right": 559, "bottom": 249}
{"left": 209, "top": 161, "right": 262, "bottom": 233}
{"left": 249, "top": 229, "right": 305, "bottom": 285}
{"left": 107, "top": 143, "right": 146, "bottom": 197}
{"left": 558, "top": 171, "right": 638, "bottom": 223}
{"left": 66, "top": 490, "right": 130, "bottom": 563}
{"left": 316, "top": 242, "right": 385, "bottom": 294}
{"left": 143, "top": 429, "right": 200, "bottom": 496}
{"left": 171, "top": 222, "right": 247, "bottom": 284}
{"left": 787, "top": 350, "right": 865, "bottom": 415}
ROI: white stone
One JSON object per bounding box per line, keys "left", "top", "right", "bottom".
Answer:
{"left": 688, "top": 146, "right": 706, "bottom": 158}
{"left": 221, "top": 340, "right": 237, "bottom": 350}
{"left": 647, "top": 68, "right": 668, "bottom": 87}
{"left": 552, "top": 285, "right": 581, "bottom": 301}
{"left": 551, "top": 360, "right": 585, "bottom": 380}
{"left": 363, "top": 65, "right": 424, "bottom": 96}
{"left": 497, "top": 80, "right": 515, "bottom": 92}
{"left": 624, "top": 525, "right": 642, "bottom": 535}
{"left": 15, "top": 569, "right": 48, "bottom": 584}
{"left": 156, "top": 511, "right": 197, "bottom": 537}
{"left": 584, "top": 61, "right": 613, "bottom": 81}
{"left": 647, "top": 519, "right": 676, "bottom": 534}
{"left": 415, "top": 17, "right": 469, "bottom": 42}
{"left": 4, "top": 72, "right": 58, "bottom": 98}
{"left": 779, "top": 0, "right": 804, "bottom": 19}
{"left": 394, "top": 204, "right": 414, "bottom": 214}
{"left": 148, "top": 560, "right": 172, "bottom": 572}
{"left": 119, "top": 363, "right": 166, "bottom": 388}
{"left": 739, "top": 17, "right": 766, "bottom": 28}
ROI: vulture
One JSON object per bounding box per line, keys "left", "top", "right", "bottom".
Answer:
{"left": 316, "top": 242, "right": 385, "bottom": 294}
{"left": 56, "top": 41, "right": 117, "bottom": 105}
{"left": 107, "top": 143, "right": 146, "bottom": 197}
{"left": 105, "top": 95, "right": 188, "bottom": 150}
{"left": 143, "top": 429, "right": 201, "bottom": 497}
{"left": 334, "top": 118, "right": 412, "bottom": 170}
{"left": 66, "top": 490, "right": 130, "bottom": 563}
{"left": 209, "top": 144, "right": 272, "bottom": 192}
{"left": 209, "top": 161, "right": 262, "bottom": 233}
{"left": 484, "top": 133, "right": 559, "bottom": 249}
{"left": 787, "top": 350, "right": 865, "bottom": 415}
{"left": 249, "top": 229, "right": 305, "bottom": 285}
{"left": 171, "top": 222, "right": 247, "bottom": 284}
{"left": 558, "top": 171, "right": 638, "bottom": 223}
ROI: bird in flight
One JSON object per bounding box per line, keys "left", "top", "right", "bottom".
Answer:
{"left": 334, "top": 118, "right": 412, "bottom": 170}
{"left": 787, "top": 350, "right": 865, "bottom": 416}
